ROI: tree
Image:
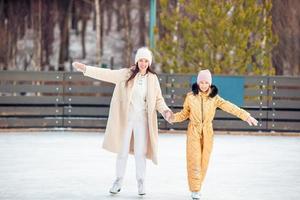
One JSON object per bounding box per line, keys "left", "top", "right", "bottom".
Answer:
{"left": 31, "top": 0, "right": 42, "bottom": 71}
{"left": 122, "top": 0, "right": 133, "bottom": 67}
{"left": 57, "top": 0, "right": 73, "bottom": 71}
{"left": 272, "top": 0, "right": 300, "bottom": 76}
{"left": 138, "top": 0, "right": 147, "bottom": 46}
{"left": 95, "top": 0, "right": 101, "bottom": 65}
{"left": 42, "top": 1, "right": 55, "bottom": 70}
{"left": 156, "top": 0, "right": 277, "bottom": 75}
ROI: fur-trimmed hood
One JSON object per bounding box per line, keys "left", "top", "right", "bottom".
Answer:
{"left": 192, "top": 83, "right": 218, "bottom": 98}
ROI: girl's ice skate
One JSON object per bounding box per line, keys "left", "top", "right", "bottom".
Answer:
{"left": 191, "top": 191, "right": 201, "bottom": 199}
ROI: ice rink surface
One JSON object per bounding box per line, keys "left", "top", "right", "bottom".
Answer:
{"left": 0, "top": 132, "right": 300, "bottom": 200}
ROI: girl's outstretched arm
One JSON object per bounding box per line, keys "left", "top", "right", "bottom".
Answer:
{"left": 215, "top": 95, "right": 257, "bottom": 126}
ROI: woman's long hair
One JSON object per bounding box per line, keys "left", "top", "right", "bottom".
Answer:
{"left": 192, "top": 82, "right": 218, "bottom": 98}
{"left": 126, "top": 63, "right": 157, "bottom": 86}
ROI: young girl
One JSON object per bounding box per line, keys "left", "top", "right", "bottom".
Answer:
{"left": 72, "top": 47, "right": 172, "bottom": 196}
{"left": 169, "top": 69, "right": 258, "bottom": 200}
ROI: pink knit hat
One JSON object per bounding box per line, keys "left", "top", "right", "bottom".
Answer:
{"left": 197, "top": 69, "right": 212, "bottom": 85}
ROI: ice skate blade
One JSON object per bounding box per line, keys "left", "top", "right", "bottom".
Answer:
{"left": 109, "top": 188, "right": 121, "bottom": 195}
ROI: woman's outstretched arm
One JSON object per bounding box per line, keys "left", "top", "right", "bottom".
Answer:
{"left": 72, "top": 62, "right": 127, "bottom": 84}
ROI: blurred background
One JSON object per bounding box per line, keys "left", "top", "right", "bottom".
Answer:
{"left": 0, "top": 0, "right": 299, "bottom": 131}
{"left": 0, "top": 0, "right": 299, "bottom": 75}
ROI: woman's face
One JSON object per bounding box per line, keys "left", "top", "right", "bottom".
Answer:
{"left": 137, "top": 58, "right": 149, "bottom": 72}
{"left": 199, "top": 81, "right": 210, "bottom": 93}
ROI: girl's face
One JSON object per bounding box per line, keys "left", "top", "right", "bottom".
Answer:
{"left": 137, "top": 58, "right": 149, "bottom": 73}
{"left": 199, "top": 81, "right": 210, "bottom": 93}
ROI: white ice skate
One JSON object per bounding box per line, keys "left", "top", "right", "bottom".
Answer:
{"left": 109, "top": 178, "right": 122, "bottom": 194}
{"left": 137, "top": 179, "right": 146, "bottom": 196}
{"left": 191, "top": 191, "right": 201, "bottom": 199}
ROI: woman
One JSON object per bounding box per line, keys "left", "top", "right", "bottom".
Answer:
{"left": 168, "top": 69, "right": 258, "bottom": 200}
{"left": 72, "top": 47, "right": 172, "bottom": 196}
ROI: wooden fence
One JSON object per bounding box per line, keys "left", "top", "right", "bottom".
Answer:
{"left": 0, "top": 71, "right": 299, "bottom": 132}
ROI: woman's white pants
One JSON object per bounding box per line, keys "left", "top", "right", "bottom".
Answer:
{"left": 115, "top": 112, "right": 149, "bottom": 181}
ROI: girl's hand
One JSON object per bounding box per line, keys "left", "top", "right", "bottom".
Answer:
{"left": 72, "top": 62, "right": 86, "bottom": 73}
{"left": 246, "top": 116, "right": 258, "bottom": 126}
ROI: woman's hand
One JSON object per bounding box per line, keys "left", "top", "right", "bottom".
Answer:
{"left": 72, "top": 62, "right": 86, "bottom": 73}
{"left": 163, "top": 110, "right": 174, "bottom": 124}
{"left": 246, "top": 116, "right": 258, "bottom": 126}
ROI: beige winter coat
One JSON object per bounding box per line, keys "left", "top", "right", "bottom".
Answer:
{"left": 83, "top": 66, "right": 169, "bottom": 165}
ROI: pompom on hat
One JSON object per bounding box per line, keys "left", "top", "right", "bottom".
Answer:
{"left": 197, "top": 69, "right": 212, "bottom": 85}
{"left": 134, "top": 47, "right": 153, "bottom": 66}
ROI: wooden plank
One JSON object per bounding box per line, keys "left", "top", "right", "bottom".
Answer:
{"left": 161, "top": 85, "right": 168, "bottom": 95}
{"left": 269, "top": 76, "right": 300, "bottom": 87}
{"left": 63, "top": 85, "right": 114, "bottom": 94}
{"left": 268, "top": 100, "right": 300, "bottom": 108}
{"left": 267, "top": 121, "right": 300, "bottom": 131}
{"left": 167, "top": 75, "right": 193, "bottom": 85}
{"left": 64, "top": 72, "right": 117, "bottom": 85}
{"left": 63, "top": 118, "right": 107, "bottom": 128}
{"left": 213, "top": 120, "right": 267, "bottom": 130}
{"left": 0, "top": 96, "right": 64, "bottom": 104}
{"left": 267, "top": 110, "right": 300, "bottom": 120}
{"left": 244, "top": 77, "right": 268, "bottom": 85}
{"left": 64, "top": 80, "right": 113, "bottom": 88}
{"left": 167, "top": 74, "right": 193, "bottom": 81}
{"left": 64, "top": 72, "right": 103, "bottom": 82}
{"left": 216, "top": 110, "right": 268, "bottom": 119}
{"left": 0, "top": 118, "right": 63, "bottom": 128}
{"left": 157, "top": 75, "right": 167, "bottom": 84}
{"left": 158, "top": 119, "right": 167, "bottom": 129}
{"left": 63, "top": 96, "right": 112, "bottom": 105}
{"left": 244, "top": 100, "right": 268, "bottom": 107}
{"left": 270, "top": 88, "right": 300, "bottom": 98}
{"left": 158, "top": 75, "right": 168, "bottom": 95}
{"left": 63, "top": 107, "right": 109, "bottom": 116}
{"left": 0, "top": 71, "right": 63, "bottom": 81}
{"left": 165, "top": 98, "right": 185, "bottom": 107}
{"left": 167, "top": 87, "right": 191, "bottom": 95}
{"left": 244, "top": 88, "right": 269, "bottom": 97}
{"left": 0, "top": 107, "right": 63, "bottom": 116}
{"left": 0, "top": 85, "right": 64, "bottom": 93}
{"left": 162, "top": 95, "right": 172, "bottom": 102}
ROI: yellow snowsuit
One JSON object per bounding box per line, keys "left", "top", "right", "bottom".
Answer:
{"left": 172, "top": 91, "right": 250, "bottom": 192}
